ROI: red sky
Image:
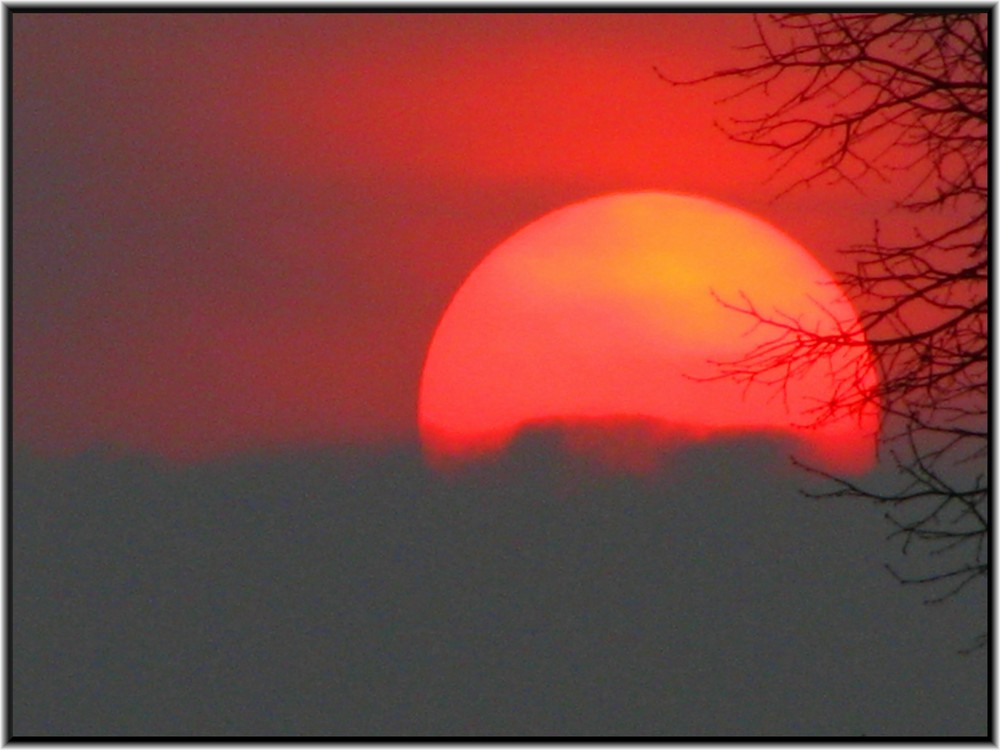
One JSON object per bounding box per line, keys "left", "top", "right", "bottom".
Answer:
{"left": 14, "top": 12, "right": 904, "bottom": 461}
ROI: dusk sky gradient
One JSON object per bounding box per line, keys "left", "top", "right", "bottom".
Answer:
{"left": 12, "top": 11, "right": 987, "bottom": 738}
{"left": 15, "top": 11, "right": 903, "bottom": 461}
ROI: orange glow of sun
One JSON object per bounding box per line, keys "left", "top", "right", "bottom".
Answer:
{"left": 419, "top": 192, "right": 879, "bottom": 473}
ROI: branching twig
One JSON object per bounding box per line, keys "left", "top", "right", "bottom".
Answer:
{"left": 669, "top": 13, "right": 988, "bottom": 628}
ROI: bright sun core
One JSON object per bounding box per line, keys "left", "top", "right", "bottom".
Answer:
{"left": 419, "top": 192, "right": 879, "bottom": 474}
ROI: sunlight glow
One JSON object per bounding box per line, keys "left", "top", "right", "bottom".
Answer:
{"left": 419, "top": 192, "right": 879, "bottom": 473}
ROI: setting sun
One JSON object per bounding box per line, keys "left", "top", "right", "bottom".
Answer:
{"left": 419, "top": 192, "right": 879, "bottom": 473}
{"left": 15, "top": 12, "right": 986, "bottom": 737}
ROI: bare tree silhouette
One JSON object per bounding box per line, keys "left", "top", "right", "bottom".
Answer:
{"left": 660, "top": 13, "right": 988, "bottom": 629}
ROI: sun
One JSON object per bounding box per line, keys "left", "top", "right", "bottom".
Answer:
{"left": 419, "top": 192, "right": 879, "bottom": 473}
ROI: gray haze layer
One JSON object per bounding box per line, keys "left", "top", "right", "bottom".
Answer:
{"left": 13, "top": 432, "right": 986, "bottom": 736}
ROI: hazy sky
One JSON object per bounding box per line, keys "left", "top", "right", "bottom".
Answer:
{"left": 13, "top": 11, "right": 987, "bottom": 738}
{"left": 13, "top": 436, "right": 988, "bottom": 736}
{"left": 14, "top": 11, "right": 902, "bottom": 461}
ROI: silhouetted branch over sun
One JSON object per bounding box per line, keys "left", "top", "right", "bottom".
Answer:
{"left": 419, "top": 192, "right": 879, "bottom": 476}
{"left": 664, "top": 12, "right": 988, "bottom": 618}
